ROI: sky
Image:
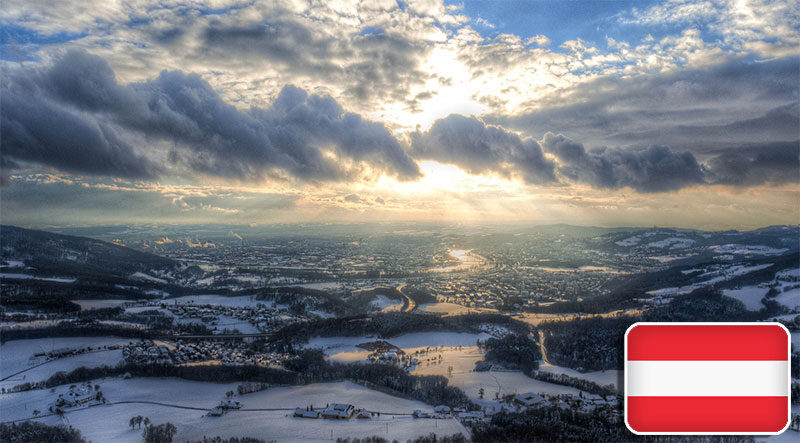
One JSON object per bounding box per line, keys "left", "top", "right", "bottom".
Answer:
{"left": 0, "top": 0, "right": 798, "bottom": 230}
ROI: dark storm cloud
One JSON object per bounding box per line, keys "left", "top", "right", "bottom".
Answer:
{"left": 0, "top": 49, "right": 421, "bottom": 182}
{"left": 200, "top": 20, "right": 430, "bottom": 105}
{"left": 541, "top": 133, "right": 800, "bottom": 192}
{"left": 410, "top": 114, "right": 556, "bottom": 184}
{"left": 499, "top": 56, "right": 800, "bottom": 153}
{"left": 541, "top": 133, "right": 706, "bottom": 192}
{"left": 705, "top": 141, "right": 800, "bottom": 186}
{"left": 0, "top": 75, "right": 162, "bottom": 179}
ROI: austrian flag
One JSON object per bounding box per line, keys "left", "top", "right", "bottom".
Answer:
{"left": 625, "top": 323, "right": 791, "bottom": 435}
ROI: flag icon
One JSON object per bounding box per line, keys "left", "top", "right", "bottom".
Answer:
{"left": 625, "top": 322, "right": 791, "bottom": 435}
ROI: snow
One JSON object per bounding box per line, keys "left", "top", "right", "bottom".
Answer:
{"left": 0, "top": 337, "right": 130, "bottom": 389}
{"left": 0, "top": 260, "right": 24, "bottom": 268}
{"left": 721, "top": 286, "right": 768, "bottom": 311}
{"left": 647, "top": 264, "right": 775, "bottom": 296}
{"left": 615, "top": 236, "right": 640, "bottom": 247}
{"left": 774, "top": 288, "right": 800, "bottom": 310}
{"left": 129, "top": 272, "right": 167, "bottom": 284}
{"left": 536, "top": 362, "right": 621, "bottom": 392}
{"left": 645, "top": 237, "right": 695, "bottom": 249}
{"left": 777, "top": 268, "right": 800, "bottom": 279}
{"left": 711, "top": 244, "right": 789, "bottom": 256}
{"left": 418, "top": 303, "right": 470, "bottom": 315}
{"left": 410, "top": 346, "right": 586, "bottom": 413}
{"left": 74, "top": 299, "right": 130, "bottom": 310}
{"left": 213, "top": 316, "right": 259, "bottom": 334}
{"left": 1, "top": 379, "right": 467, "bottom": 442}
{"left": 0, "top": 273, "right": 76, "bottom": 283}
{"left": 370, "top": 295, "right": 403, "bottom": 312}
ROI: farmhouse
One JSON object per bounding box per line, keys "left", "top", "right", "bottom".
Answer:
{"left": 514, "top": 392, "right": 545, "bottom": 407}
{"left": 434, "top": 405, "right": 451, "bottom": 414}
{"left": 322, "top": 403, "right": 355, "bottom": 419}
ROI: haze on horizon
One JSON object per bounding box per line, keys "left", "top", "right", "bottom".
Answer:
{"left": 1, "top": 0, "right": 798, "bottom": 230}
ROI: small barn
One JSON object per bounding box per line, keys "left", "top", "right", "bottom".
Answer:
{"left": 294, "top": 408, "right": 321, "bottom": 419}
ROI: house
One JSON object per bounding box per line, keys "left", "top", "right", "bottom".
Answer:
{"left": 294, "top": 408, "right": 320, "bottom": 419}
{"left": 219, "top": 399, "right": 241, "bottom": 409}
{"left": 514, "top": 392, "right": 545, "bottom": 407}
{"left": 322, "top": 403, "right": 355, "bottom": 419}
{"left": 413, "top": 410, "right": 432, "bottom": 419}
{"left": 434, "top": 405, "right": 451, "bottom": 414}
{"left": 355, "top": 409, "right": 371, "bottom": 419}
{"left": 208, "top": 406, "right": 224, "bottom": 416}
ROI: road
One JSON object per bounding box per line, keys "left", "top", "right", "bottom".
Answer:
{"left": 396, "top": 283, "right": 416, "bottom": 313}
{"left": 538, "top": 330, "right": 549, "bottom": 364}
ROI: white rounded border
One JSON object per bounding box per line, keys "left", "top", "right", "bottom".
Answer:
{"left": 623, "top": 321, "right": 792, "bottom": 436}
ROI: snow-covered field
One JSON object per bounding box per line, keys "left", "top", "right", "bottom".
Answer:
{"left": 645, "top": 237, "right": 695, "bottom": 249}
{"left": 0, "top": 337, "right": 130, "bottom": 389}
{"left": 647, "top": 263, "right": 774, "bottom": 296}
{"left": 775, "top": 288, "right": 800, "bottom": 310}
{"left": 536, "top": 362, "right": 620, "bottom": 392}
{"left": 721, "top": 286, "right": 769, "bottom": 311}
{"left": 418, "top": 302, "right": 471, "bottom": 315}
{"left": 370, "top": 295, "right": 403, "bottom": 312}
{"left": 711, "top": 244, "right": 789, "bottom": 256}
{"left": 213, "top": 315, "right": 260, "bottom": 334}
{"left": 409, "top": 346, "right": 595, "bottom": 413}
{"left": 1, "top": 379, "right": 467, "bottom": 442}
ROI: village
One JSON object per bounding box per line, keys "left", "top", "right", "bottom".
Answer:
{"left": 122, "top": 339, "right": 290, "bottom": 367}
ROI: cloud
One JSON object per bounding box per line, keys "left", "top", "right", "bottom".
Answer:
{"left": 541, "top": 133, "right": 800, "bottom": 192}
{"left": 0, "top": 70, "right": 162, "bottom": 179}
{"left": 0, "top": 174, "right": 299, "bottom": 226}
{"left": 499, "top": 56, "right": 800, "bottom": 154}
{"left": 1, "top": 49, "right": 421, "bottom": 183}
{"left": 705, "top": 141, "right": 800, "bottom": 186}
{"left": 622, "top": 0, "right": 799, "bottom": 58}
{"left": 196, "top": 13, "right": 433, "bottom": 107}
{"left": 344, "top": 193, "right": 363, "bottom": 203}
{"left": 409, "top": 114, "right": 557, "bottom": 184}
{"left": 541, "top": 133, "right": 706, "bottom": 192}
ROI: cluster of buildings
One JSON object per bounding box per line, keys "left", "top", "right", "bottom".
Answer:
{"left": 293, "top": 403, "right": 372, "bottom": 420}
{"left": 122, "top": 339, "right": 289, "bottom": 366}
{"left": 158, "top": 301, "right": 304, "bottom": 333}
{"left": 48, "top": 383, "right": 104, "bottom": 413}
{"left": 511, "top": 391, "right": 622, "bottom": 416}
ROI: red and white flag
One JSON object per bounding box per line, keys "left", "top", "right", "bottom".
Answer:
{"left": 625, "top": 322, "right": 790, "bottom": 435}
